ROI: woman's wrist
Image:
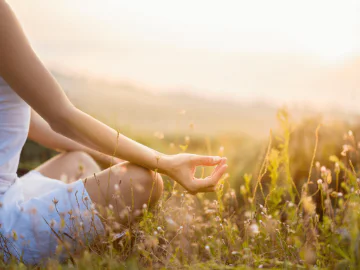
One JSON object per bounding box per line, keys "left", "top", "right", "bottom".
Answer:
{"left": 155, "top": 154, "right": 174, "bottom": 176}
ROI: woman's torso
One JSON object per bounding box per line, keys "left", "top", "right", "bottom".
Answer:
{"left": 0, "top": 76, "right": 30, "bottom": 194}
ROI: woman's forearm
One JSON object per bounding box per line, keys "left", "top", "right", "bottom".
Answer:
{"left": 52, "top": 107, "right": 170, "bottom": 173}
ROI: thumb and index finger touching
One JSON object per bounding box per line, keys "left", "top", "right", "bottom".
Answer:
{"left": 191, "top": 155, "right": 228, "bottom": 190}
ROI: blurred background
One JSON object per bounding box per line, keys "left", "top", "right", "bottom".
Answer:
{"left": 8, "top": 0, "right": 360, "bottom": 186}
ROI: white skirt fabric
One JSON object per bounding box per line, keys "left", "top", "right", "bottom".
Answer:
{"left": 0, "top": 171, "right": 105, "bottom": 264}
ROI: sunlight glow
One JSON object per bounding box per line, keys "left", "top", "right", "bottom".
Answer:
{"left": 6, "top": 0, "right": 360, "bottom": 111}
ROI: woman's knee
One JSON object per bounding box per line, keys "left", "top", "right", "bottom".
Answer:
{"left": 129, "top": 163, "right": 163, "bottom": 201}
{"left": 113, "top": 162, "right": 163, "bottom": 206}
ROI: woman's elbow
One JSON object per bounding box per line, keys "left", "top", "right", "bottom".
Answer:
{"left": 48, "top": 104, "right": 76, "bottom": 134}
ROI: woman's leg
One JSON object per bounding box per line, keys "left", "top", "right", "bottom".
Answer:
{"left": 83, "top": 161, "right": 163, "bottom": 226}
{"left": 34, "top": 151, "right": 163, "bottom": 225}
{"left": 34, "top": 151, "right": 101, "bottom": 182}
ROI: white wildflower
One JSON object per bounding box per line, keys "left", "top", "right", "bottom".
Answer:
{"left": 249, "top": 223, "right": 260, "bottom": 235}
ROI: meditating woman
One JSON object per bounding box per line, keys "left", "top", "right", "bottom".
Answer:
{"left": 0, "top": 0, "right": 228, "bottom": 264}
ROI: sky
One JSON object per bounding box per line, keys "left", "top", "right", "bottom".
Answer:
{"left": 7, "top": 0, "right": 360, "bottom": 111}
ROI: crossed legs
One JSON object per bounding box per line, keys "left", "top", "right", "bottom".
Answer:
{"left": 34, "top": 151, "right": 163, "bottom": 225}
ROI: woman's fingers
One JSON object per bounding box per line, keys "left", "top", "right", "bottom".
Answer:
{"left": 192, "top": 164, "right": 228, "bottom": 192}
{"left": 211, "top": 158, "right": 227, "bottom": 177}
{"left": 210, "top": 164, "right": 228, "bottom": 185}
{"left": 191, "top": 155, "right": 224, "bottom": 166}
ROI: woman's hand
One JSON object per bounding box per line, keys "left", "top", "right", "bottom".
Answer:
{"left": 161, "top": 154, "right": 228, "bottom": 194}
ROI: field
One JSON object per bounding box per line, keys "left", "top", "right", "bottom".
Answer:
{"left": 3, "top": 74, "right": 360, "bottom": 269}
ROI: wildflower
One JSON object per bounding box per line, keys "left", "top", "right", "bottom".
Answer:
{"left": 154, "top": 231, "right": 158, "bottom": 236}
{"left": 249, "top": 224, "right": 260, "bottom": 235}
{"left": 50, "top": 219, "right": 56, "bottom": 228}
{"left": 320, "top": 166, "right": 326, "bottom": 173}
{"left": 231, "top": 251, "right": 239, "bottom": 255}
{"left": 315, "top": 161, "right": 320, "bottom": 168}
{"left": 338, "top": 192, "right": 343, "bottom": 197}
{"left": 108, "top": 204, "right": 114, "bottom": 210}
{"left": 142, "top": 203, "right": 147, "bottom": 209}
{"left": 157, "top": 226, "right": 162, "bottom": 231}
{"left": 52, "top": 198, "right": 59, "bottom": 205}
{"left": 317, "top": 179, "right": 323, "bottom": 185}
{"left": 134, "top": 210, "right": 142, "bottom": 217}
{"left": 205, "top": 245, "right": 210, "bottom": 251}
{"left": 341, "top": 145, "right": 350, "bottom": 156}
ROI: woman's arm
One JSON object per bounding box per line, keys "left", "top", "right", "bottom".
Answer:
{"left": 0, "top": 1, "right": 227, "bottom": 193}
{"left": 29, "top": 109, "right": 122, "bottom": 167}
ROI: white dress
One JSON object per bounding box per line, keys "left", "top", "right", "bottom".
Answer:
{"left": 0, "top": 76, "right": 104, "bottom": 264}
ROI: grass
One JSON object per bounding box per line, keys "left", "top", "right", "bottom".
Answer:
{"left": 3, "top": 108, "right": 360, "bottom": 269}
